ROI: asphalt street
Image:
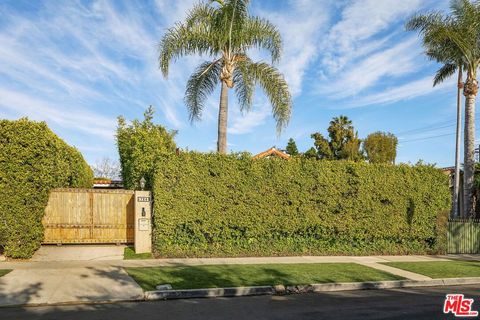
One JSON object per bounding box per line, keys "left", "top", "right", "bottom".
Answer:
{"left": 1, "top": 285, "right": 479, "bottom": 320}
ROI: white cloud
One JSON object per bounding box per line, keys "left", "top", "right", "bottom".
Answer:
{"left": 0, "top": 1, "right": 196, "bottom": 132}
{"left": 154, "top": 0, "right": 196, "bottom": 27}
{"left": 311, "top": 0, "right": 446, "bottom": 104}
{"left": 260, "top": 0, "right": 331, "bottom": 96}
{"left": 320, "top": 36, "right": 422, "bottom": 98}
{"left": 0, "top": 88, "right": 115, "bottom": 140}
{"left": 229, "top": 101, "right": 271, "bottom": 135}
{"left": 342, "top": 75, "right": 455, "bottom": 109}
{"left": 321, "top": 0, "right": 423, "bottom": 73}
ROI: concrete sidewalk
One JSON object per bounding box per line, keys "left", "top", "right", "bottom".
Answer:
{"left": 0, "top": 254, "right": 477, "bottom": 307}
{"left": 0, "top": 254, "right": 462, "bottom": 270}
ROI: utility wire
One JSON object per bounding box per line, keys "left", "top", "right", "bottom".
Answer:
{"left": 399, "top": 128, "right": 480, "bottom": 144}
{"left": 399, "top": 132, "right": 455, "bottom": 143}
{"left": 394, "top": 111, "right": 480, "bottom": 138}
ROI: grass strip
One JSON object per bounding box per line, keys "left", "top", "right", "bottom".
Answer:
{"left": 0, "top": 269, "right": 12, "bottom": 277}
{"left": 126, "top": 263, "right": 403, "bottom": 291}
{"left": 124, "top": 246, "right": 153, "bottom": 260}
{"left": 384, "top": 261, "right": 480, "bottom": 279}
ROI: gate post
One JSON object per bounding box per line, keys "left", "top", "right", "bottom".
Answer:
{"left": 134, "top": 190, "right": 152, "bottom": 254}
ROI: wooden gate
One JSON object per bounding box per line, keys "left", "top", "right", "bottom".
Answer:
{"left": 42, "top": 189, "right": 135, "bottom": 244}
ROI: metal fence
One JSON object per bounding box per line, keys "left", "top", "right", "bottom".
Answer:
{"left": 447, "top": 219, "right": 480, "bottom": 254}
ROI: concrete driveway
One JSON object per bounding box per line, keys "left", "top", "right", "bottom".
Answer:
{"left": 31, "top": 245, "right": 125, "bottom": 261}
{"left": 0, "top": 245, "right": 143, "bottom": 307}
{"left": 0, "top": 265, "right": 143, "bottom": 306}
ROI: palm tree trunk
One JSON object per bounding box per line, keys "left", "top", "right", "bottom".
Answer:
{"left": 217, "top": 81, "right": 229, "bottom": 154}
{"left": 453, "top": 68, "right": 462, "bottom": 218}
{"left": 463, "top": 78, "right": 477, "bottom": 217}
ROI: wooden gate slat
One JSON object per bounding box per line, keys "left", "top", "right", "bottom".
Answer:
{"left": 42, "top": 189, "right": 135, "bottom": 244}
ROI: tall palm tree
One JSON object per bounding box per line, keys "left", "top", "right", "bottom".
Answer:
{"left": 406, "top": 0, "right": 480, "bottom": 217}
{"left": 158, "top": 0, "right": 292, "bottom": 154}
{"left": 407, "top": 12, "right": 466, "bottom": 218}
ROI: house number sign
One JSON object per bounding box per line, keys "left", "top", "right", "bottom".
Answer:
{"left": 137, "top": 196, "right": 151, "bottom": 202}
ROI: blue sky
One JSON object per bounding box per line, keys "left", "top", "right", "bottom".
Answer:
{"left": 0, "top": 0, "right": 468, "bottom": 167}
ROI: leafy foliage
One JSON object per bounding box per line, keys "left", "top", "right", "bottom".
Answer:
{"left": 0, "top": 118, "right": 93, "bottom": 258}
{"left": 363, "top": 132, "right": 398, "bottom": 164}
{"left": 116, "top": 106, "right": 177, "bottom": 190}
{"left": 310, "top": 116, "right": 363, "bottom": 161}
{"left": 303, "top": 147, "right": 318, "bottom": 159}
{"left": 285, "top": 138, "right": 299, "bottom": 156}
{"left": 153, "top": 153, "right": 451, "bottom": 257}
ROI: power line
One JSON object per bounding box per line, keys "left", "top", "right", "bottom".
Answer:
{"left": 395, "top": 120, "right": 455, "bottom": 136}
{"left": 400, "top": 132, "right": 455, "bottom": 143}
{"left": 394, "top": 111, "right": 480, "bottom": 138}
{"left": 397, "top": 123, "right": 456, "bottom": 136}
{"left": 399, "top": 128, "right": 480, "bottom": 144}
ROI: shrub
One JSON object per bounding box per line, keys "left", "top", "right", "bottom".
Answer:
{"left": 117, "top": 106, "right": 176, "bottom": 190}
{"left": 0, "top": 118, "right": 93, "bottom": 258}
{"left": 153, "top": 153, "right": 451, "bottom": 257}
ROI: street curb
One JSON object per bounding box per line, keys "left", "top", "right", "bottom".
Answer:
{"left": 144, "top": 286, "right": 277, "bottom": 300}
{"left": 144, "top": 277, "right": 480, "bottom": 301}
{"left": 2, "top": 277, "right": 480, "bottom": 307}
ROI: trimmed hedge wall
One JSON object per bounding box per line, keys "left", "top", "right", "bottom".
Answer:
{"left": 153, "top": 153, "right": 451, "bottom": 257}
{"left": 0, "top": 118, "right": 93, "bottom": 258}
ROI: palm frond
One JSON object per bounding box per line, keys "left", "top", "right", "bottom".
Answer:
{"left": 233, "top": 58, "right": 254, "bottom": 112}
{"left": 185, "top": 60, "right": 222, "bottom": 122}
{"left": 405, "top": 12, "right": 443, "bottom": 32}
{"left": 406, "top": 2, "right": 480, "bottom": 86}
{"left": 433, "top": 63, "right": 458, "bottom": 86}
{"left": 239, "top": 17, "right": 282, "bottom": 63}
{"left": 185, "top": 2, "right": 216, "bottom": 28}
{"left": 244, "top": 61, "right": 292, "bottom": 133}
{"left": 209, "top": 0, "right": 249, "bottom": 51}
{"left": 224, "top": 0, "right": 249, "bottom": 22}
{"left": 158, "top": 23, "right": 215, "bottom": 77}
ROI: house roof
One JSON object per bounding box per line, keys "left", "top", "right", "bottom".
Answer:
{"left": 93, "top": 179, "right": 124, "bottom": 189}
{"left": 253, "top": 147, "right": 291, "bottom": 160}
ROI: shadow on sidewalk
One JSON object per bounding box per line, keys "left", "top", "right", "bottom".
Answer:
{"left": 0, "top": 278, "right": 43, "bottom": 306}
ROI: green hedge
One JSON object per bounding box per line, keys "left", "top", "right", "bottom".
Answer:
{"left": 153, "top": 153, "right": 451, "bottom": 257}
{"left": 0, "top": 118, "right": 93, "bottom": 258}
{"left": 117, "top": 106, "right": 176, "bottom": 190}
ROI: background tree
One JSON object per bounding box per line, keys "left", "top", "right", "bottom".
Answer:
{"left": 285, "top": 138, "right": 299, "bottom": 156}
{"left": 117, "top": 106, "right": 177, "bottom": 189}
{"left": 91, "top": 157, "right": 121, "bottom": 180}
{"left": 158, "top": 0, "right": 292, "bottom": 154}
{"left": 303, "top": 147, "right": 318, "bottom": 159}
{"left": 311, "top": 133, "right": 333, "bottom": 160}
{"left": 407, "top": 0, "right": 480, "bottom": 217}
{"left": 363, "top": 132, "right": 398, "bottom": 164}
{"left": 310, "top": 116, "right": 363, "bottom": 161}
{"left": 328, "top": 116, "right": 363, "bottom": 161}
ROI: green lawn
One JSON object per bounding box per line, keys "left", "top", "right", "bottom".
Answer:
{"left": 0, "top": 269, "right": 11, "bottom": 277}
{"left": 384, "top": 261, "right": 480, "bottom": 279}
{"left": 125, "top": 263, "right": 403, "bottom": 291}
{"left": 124, "top": 246, "right": 153, "bottom": 260}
